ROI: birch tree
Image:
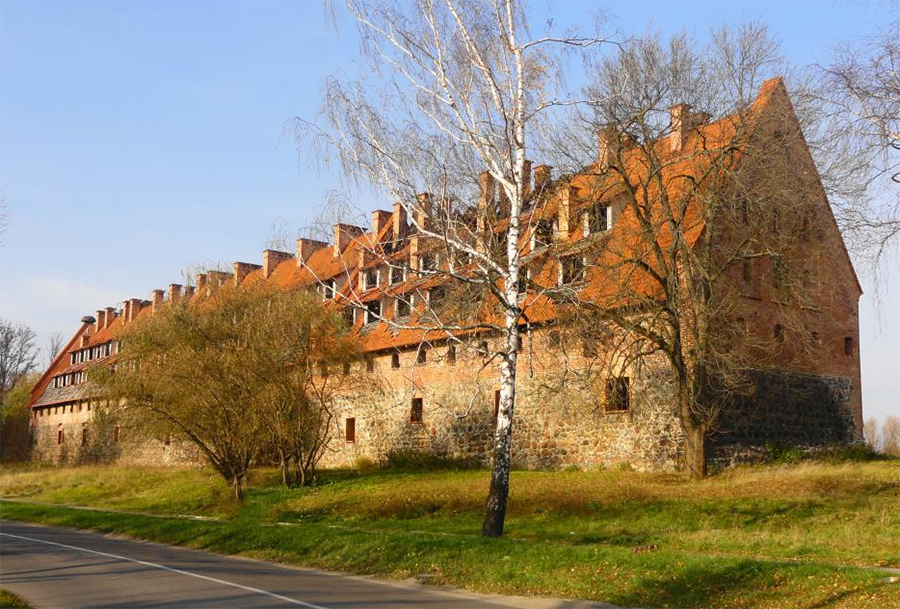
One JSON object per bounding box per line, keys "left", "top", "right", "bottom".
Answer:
{"left": 303, "top": 0, "right": 613, "bottom": 537}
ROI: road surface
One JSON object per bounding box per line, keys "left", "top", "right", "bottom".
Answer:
{"left": 0, "top": 519, "right": 614, "bottom": 609}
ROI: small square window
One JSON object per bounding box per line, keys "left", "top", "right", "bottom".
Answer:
{"left": 446, "top": 344, "right": 457, "bottom": 364}
{"left": 322, "top": 279, "right": 336, "bottom": 300}
{"left": 586, "top": 203, "right": 609, "bottom": 234}
{"left": 345, "top": 417, "right": 356, "bottom": 443}
{"left": 560, "top": 255, "right": 585, "bottom": 285}
{"left": 366, "top": 356, "right": 375, "bottom": 373}
{"left": 416, "top": 347, "right": 427, "bottom": 365}
{"left": 343, "top": 362, "right": 351, "bottom": 376}
{"left": 604, "top": 377, "right": 630, "bottom": 412}
{"left": 410, "top": 397, "right": 423, "bottom": 424}
{"left": 391, "top": 352, "right": 401, "bottom": 369}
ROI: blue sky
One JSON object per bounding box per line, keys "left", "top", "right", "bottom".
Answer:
{"left": 0, "top": 0, "right": 896, "bottom": 422}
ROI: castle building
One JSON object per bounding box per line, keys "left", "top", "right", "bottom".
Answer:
{"left": 28, "top": 78, "right": 863, "bottom": 469}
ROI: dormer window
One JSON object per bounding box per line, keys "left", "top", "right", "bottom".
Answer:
{"left": 365, "top": 299, "right": 381, "bottom": 324}
{"left": 585, "top": 203, "right": 610, "bottom": 235}
{"left": 533, "top": 219, "right": 554, "bottom": 248}
{"left": 364, "top": 268, "right": 379, "bottom": 290}
{"left": 420, "top": 254, "right": 437, "bottom": 272}
{"left": 395, "top": 296, "right": 411, "bottom": 318}
{"left": 559, "top": 255, "right": 585, "bottom": 285}
{"left": 322, "top": 279, "right": 336, "bottom": 300}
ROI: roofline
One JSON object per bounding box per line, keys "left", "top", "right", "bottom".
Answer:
{"left": 27, "top": 322, "right": 91, "bottom": 409}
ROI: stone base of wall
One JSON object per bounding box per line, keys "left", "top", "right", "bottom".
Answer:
{"left": 31, "top": 367, "right": 858, "bottom": 474}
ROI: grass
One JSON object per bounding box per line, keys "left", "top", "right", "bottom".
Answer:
{"left": 1, "top": 461, "right": 899, "bottom": 608}
{"left": 0, "top": 590, "right": 33, "bottom": 609}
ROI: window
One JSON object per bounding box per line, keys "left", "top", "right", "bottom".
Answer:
{"left": 365, "top": 299, "right": 381, "bottom": 324}
{"left": 774, "top": 324, "right": 784, "bottom": 343}
{"left": 342, "top": 307, "right": 355, "bottom": 328}
{"left": 343, "top": 362, "right": 351, "bottom": 376}
{"left": 345, "top": 417, "right": 356, "bottom": 443}
{"left": 82, "top": 424, "right": 88, "bottom": 446}
{"left": 477, "top": 340, "right": 489, "bottom": 357}
{"left": 560, "top": 255, "right": 585, "bottom": 284}
{"left": 844, "top": 336, "right": 854, "bottom": 357}
{"left": 395, "top": 296, "right": 411, "bottom": 318}
{"left": 494, "top": 390, "right": 501, "bottom": 422}
{"left": 548, "top": 330, "right": 561, "bottom": 348}
{"left": 365, "top": 356, "right": 374, "bottom": 373}
{"left": 113, "top": 425, "right": 120, "bottom": 443}
{"left": 446, "top": 344, "right": 457, "bottom": 364}
{"left": 604, "top": 377, "right": 630, "bottom": 412}
{"left": 517, "top": 269, "right": 529, "bottom": 296}
{"left": 391, "top": 352, "right": 401, "bottom": 369}
{"left": 420, "top": 253, "right": 437, "bottom": 272}
{"left": 811, "top": 331, "right": 821, "bottom": 345}
{"left": 416, "top": 347, "right": 427, "bottom": 365}
{"left": 57, "top": 426, "right": 63, "bottom": 445}
{"left": 318, "top": 361, "right": 328, "bottom": 376}
{"left": 322, "top": 279, "right": 336, "bottom": 300}
{"left": 428, "top": 286, "right": 446, "bottom": 308}
{"left": 410, "top": 397, "right": 424, "bottom": 424}
{"left": 365, "top": 268, "right": 379, "bottom": 290}
{"left": 586, "top": 203, "right": 609, "bottom": 234}
{"left": 390, "top": 265, "right": 405, "bottom": 285}
{"left": 772, "top": 257, "right": 786, "bottom": 289}
{"left": 534, "top": 219, "right": 554, "bottom": 247}
{"left": 742, "top": 260, "right": 752, "bottom": 284}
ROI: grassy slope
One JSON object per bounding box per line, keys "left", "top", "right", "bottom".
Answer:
{"left": 1, "top": 462, "right": 898, "bottom": 608}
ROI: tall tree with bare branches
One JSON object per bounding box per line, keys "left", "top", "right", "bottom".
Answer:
{"left": 302, "top": 0, "right": 614, "bottom": 537}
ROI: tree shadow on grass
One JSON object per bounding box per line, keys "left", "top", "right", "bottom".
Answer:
{"left": 606, "top": 559, "right": 891, "bottom": 609}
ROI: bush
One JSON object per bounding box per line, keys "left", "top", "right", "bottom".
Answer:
{"left": 383, "top": 449, "right": 478, "bottom": 471}
{"left": 817, "top": 443, "right": 891, "bottom": 462}
{"left": 352, "top": 456, "right": 378, "bottom": 473}
{"left": 763, "top": 443, "right": 804, "bottom": 465}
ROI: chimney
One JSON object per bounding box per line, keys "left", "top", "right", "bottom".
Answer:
{"left": 151, "top": 289, "right": 165, "bottom": 314}
{"left": 233, "top": 262, "right": 262, "bottom": 285}
{"left": 105, "top": 307, "right": 117, "bottom": 327}
{"left": 557, "top": 185, "right": 576, "bottom": 241}
{"left": 124, "top": 298, "right": 143, "bottom": 323}
{"left": 296, "top": 238, "right": 328, "bottom": 266}
{"left": 168, "top": 283, "right": 182, "bottom": 303}
{"left": 262, "top": 249, "right": 293, "bottom": 278}
{"left": 477, "top": 171, "right": 495, "bottom": 248}
{"left": 370, "top": 209, "right": 393, "bottom": 238}
{"left": 598, "top": 125, "right": 619, "bottom": 168}
{"left": 95, "top": 310, "right": 106, "bottom": 332}
{"left": 332, "top": 224, "right": 365, "bottom": 257}
{"left": 392, "top": 202, "right": 407, "bottom": 240}
{"left": 414, "top": 193, "right": 432, "bottom": 231}
{"left": 534, "top": 165, "right": 552, "bottom": 191}
{"left": 208, "top": 270, "right": 232, "bottom": 288}
{"left": 669, "top": 103, "right": 692, "bottom": 151}
{"left": 183, "top": 285, "right": 196, "bottom": 300}
{"left": 522, "top": 160, "right": 532, "bottom": 197}
{"left": 196, "top": 273, "right": 208, "bottom": 294}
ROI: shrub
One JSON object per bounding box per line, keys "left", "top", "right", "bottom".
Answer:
{"left": 383, "top": 449, "right": 478, "bottom": 471}
{"left": 764, "top": 442, "right": 804, "bottom": 464}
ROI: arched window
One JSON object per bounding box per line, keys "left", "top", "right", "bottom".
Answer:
{"left": 844, "top": 336, "right": 854, "bottom": 357}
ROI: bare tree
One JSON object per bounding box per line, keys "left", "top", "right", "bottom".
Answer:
{"left": 808, "top": 2, "right": 900, "bottom": 268}
{"left": 43, "top": 332, "right": 64, "bottom": 371}
{"left": 303, "top": 0, "right": 614, "bottom": 537}
{"left": 0, "top": 319, "right": 38, "bottom": 396}
{"left": 548, "top": 24, "right": 826, "bottom": 477}
{"left": 864, "top": 417, "right": 882, "bottom": 452}
{"left": 882, "top": 416, "right": 900, "bottom": 457}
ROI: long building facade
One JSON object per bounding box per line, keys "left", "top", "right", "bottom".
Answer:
{"left": 28, "top": 78, "right": 863, "bottom": 470}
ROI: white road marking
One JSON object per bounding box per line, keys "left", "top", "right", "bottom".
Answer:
{"left": 0, "top": 531, "right": 331, "bottom": 609}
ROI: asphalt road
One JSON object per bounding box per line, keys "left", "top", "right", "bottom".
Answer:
{"left": 0, "top": 519, "right": 614, "bottom": 609}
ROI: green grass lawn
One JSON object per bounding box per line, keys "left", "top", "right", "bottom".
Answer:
{"left": 1, "top": 461, "right": 898, "bottom": 608}
{"left": 0, "top": 589, "right": 33, "bottom": 609}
